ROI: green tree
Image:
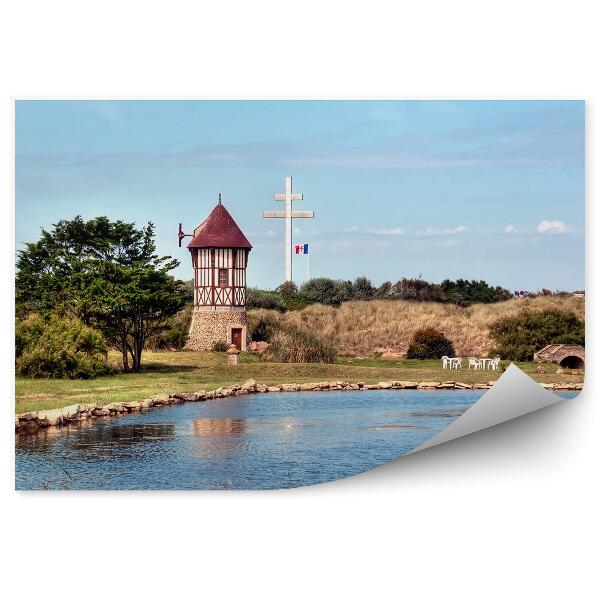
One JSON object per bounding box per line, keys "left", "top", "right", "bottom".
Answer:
{"left": 489, "top": 309, "right": 585, "bottom": 361}
{"left": 16, "top": 216, "right": 187, "bottom": 371}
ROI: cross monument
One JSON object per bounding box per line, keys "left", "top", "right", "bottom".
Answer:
{"left": 263, "top": 176, "right": 314, "bottom": 282}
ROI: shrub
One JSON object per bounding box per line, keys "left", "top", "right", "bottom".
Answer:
{"left": 16, "top": 314, "right": 113, "bottom": 379}
{"left": 212, "top": 340, "right": 230, "bottom": 352}
{"left": 489, "top": 309, "right": 585, "bottom": 361}
{"left": 265, "top": 326, "right": 337, "bottom": 363}
{"left": 406, "top": 327, "right": 455, "bottom": 359}
{"left": 246, "top": 288, "right": 287, "bottom": 311}
{"left": 248, "top": 314, "right": 279, "bottom": 342}
{"left": 300, "top": 277, "right": 353, "bottom": 305}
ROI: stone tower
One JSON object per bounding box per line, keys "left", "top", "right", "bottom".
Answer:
{"left": 184, "top": 198, "right": 252, "bottom": 351}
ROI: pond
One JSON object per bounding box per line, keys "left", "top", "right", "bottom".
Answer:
{"left": 15, "top": 389, "right": 529, "bottom": 490}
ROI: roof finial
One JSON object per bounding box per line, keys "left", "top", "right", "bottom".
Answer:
{"left": 218, "top": 193, "right": 222, "bottom": 205}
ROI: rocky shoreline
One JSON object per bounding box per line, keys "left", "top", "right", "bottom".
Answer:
{"left": 15, "top": 378, "right": 583, "bottom": 434}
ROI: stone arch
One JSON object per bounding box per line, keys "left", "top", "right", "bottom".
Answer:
{"left": 534, "top": 344, "right": 584, "bottom": 369}
{"left": 559, "top": 355, "right": 585, "bottom": 369}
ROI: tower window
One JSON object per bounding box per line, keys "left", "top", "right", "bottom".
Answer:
{"left": 218, "top": 268, "right": 228, "bottom": 286}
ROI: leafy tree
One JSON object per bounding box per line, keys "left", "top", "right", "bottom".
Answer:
{"left": 16, "top": 216, "right": 187, "bottom": 371}
{"left": 375, "top": 281, "right": 392, "bottom": 298}
{"left": 406, "top": 327, "right": 455, "bottom": 359}
{"left": 489, "top": 309, "right": 585, "bottom": 361}
{"left": 276, "top": 281, "right": 298, "bottom": 294}
{"left": 441, "top": 278, "right": 511, "bottom": 306}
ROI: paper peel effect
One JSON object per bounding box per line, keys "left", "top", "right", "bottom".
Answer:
{"left": 410, "top": 364, "right": 569, "bottom": 454}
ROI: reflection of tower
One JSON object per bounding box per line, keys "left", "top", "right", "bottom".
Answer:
{"left": 192, "top": 418, "right": 247, "bottom": 456}
{"left": 180, "top": 196, "right": 252, "bottom": 351}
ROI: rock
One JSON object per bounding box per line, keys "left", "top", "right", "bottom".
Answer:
{"left": 535, "top": 366, "right": 546, "bottom": 374}
{"left": 473, "top": 383, "right": 491, "bottom": 389}
{"left": 38, "top": 408, "right": 63, "bottom": 427}
{"left": 454, "top": 382, "right": 473, "bottom": 389}
{"left": 436, "top": 382, "right": 455, "bottom": 389}
{"left": 348, "top": 383, "right": 360, "bottom": 390}
{"left": 556, "top": 367, "right": 564, "bottom": 375}
{"left": 256, "top": 384, "right": 268, "bottom": 393}
{"left": 61, "top": 404, "right": 81, "bottom": 419}
{"left": 397, "top": 381, "right": 418, "bottom": 389}
{"left": 267, "top": 386, "right": 281, "bottom": 392}
{"left": 488, "top": 381, "right": 497, "bottom": 386}
{"left": 123, "top": 401, "right": 142, "bottom": 411}
{"left": 378, "top": 381, "right": 392, "bottom": 389}
{"left": 241, "top": 379, "right": 257, "bottom": 391}
{"left": 19, "top": 412, "right": 39, "bottom": 421}
{"left": 417, "top": 382, "right": 441, "bottom": 389}
{"left": 363, "top": 384, "right": 379, "bottom": 390}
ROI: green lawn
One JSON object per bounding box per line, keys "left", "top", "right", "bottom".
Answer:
{"left": 15, "top": 350, "right": 583, "bottom": 414}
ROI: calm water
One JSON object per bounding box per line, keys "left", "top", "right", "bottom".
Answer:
{"left": 16, "top": 389, "right": 489, "bottom": 490}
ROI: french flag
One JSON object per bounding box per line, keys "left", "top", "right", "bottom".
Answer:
{"left": 295, "top": 243, "right": 309, "bottom": 255}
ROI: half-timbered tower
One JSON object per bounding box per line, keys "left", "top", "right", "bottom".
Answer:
{"left": 184, "top": 198, "right": 252, "bottom": 351}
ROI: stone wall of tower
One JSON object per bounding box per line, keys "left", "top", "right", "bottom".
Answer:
{"left": 185, "top": 309, "right": 248, "bottom": 351}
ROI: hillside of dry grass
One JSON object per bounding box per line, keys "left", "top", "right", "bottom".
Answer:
{"left": 250, "top": 295, "right": 585, "bottom": 357}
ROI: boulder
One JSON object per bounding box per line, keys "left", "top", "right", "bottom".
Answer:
{"left": 267, "top": 386, "right": 281, "bottom": 393}
{"left": 417, "top": 382, "right": 441, "bottom": 389}
{"left": 535, "top": 366, "right": 546, "bottom": 374}
{"left": 378, "top": 381, "right": 392, "bottom": 389}
{"left": 241, "top": 379, "right": 257, "bottom": 391}
{"left": 454, "top": 382, "right": 473, "bottom": 389}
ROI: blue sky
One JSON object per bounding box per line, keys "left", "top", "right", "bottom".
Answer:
{"left": 15, "top": 100, "right": 584, "bottom": 291}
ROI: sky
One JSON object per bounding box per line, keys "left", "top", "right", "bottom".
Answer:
{"left": 15, "top": 100, "right": 585, "bottom": 291}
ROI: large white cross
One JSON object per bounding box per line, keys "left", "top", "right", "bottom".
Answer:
{"left": 263, "top": 176, "right": 314, "bottom": 282}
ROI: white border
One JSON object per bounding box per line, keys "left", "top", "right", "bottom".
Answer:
{"left": 1, "top": 2, "right": 597, "bottom": 599}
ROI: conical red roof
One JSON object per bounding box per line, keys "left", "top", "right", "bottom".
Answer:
{"left": 188, "top": 202, "right": 252, "bottom": 249}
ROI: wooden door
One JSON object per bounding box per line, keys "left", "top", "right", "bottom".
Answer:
{"left": 231, "top": 328, "right": 242, "bottom": 351}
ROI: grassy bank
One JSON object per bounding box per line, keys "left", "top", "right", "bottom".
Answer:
{"left": 15, "top": 350, "right": 583, "bottom": 413}
{"left": 251, "top": 295, "right": 585, "bottom": 357}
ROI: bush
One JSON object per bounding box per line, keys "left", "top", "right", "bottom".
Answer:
{"left": 248, "top": 314, "right": 279, "bottom": 342}
{"left": 246, "top": 288, "right": 287, "bottom": 311}
{"left": 406, "top": 327, "right": 455, "bottom": 359}
{"left": 265, "top": 326, "right": 337, "bottom": 363}
{"left": 212, "top": 340, "right": 230, "bottom": 352}
{"left": 16, "top": 314, "right": 113, "bottom": 379}
{"left": 489, "top": 309, "right": 585, "bottom": 361}
{"left": 300, "top": 277, "right": 353, "bottom": 305}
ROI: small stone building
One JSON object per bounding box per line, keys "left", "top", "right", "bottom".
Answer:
{"left": 184, "top": 199, "right": 252, "bottom": 351}
{"left": 533, "top": 344, "right": 585, "bottom": 369}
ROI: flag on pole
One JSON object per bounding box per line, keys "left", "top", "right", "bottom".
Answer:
{"left": 295, "top": 243, "right": 309, "bottom": 255}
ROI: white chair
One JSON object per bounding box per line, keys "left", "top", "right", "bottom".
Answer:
{"left": 451, "top": 357, "right": 462, "bottom": 369}
{"left": 441, "top": 356, "right": 451, "bottom": 369}
{"left": 468, "top": 357, "right": 481, "bottom": 370}
{"left": 490, "top": 357, "right": 501, "bottom": 371}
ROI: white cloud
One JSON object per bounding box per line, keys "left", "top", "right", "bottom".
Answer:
{"left": 504, "top": 224, "right": 527, "bottom": 234}
{"left": 369, "top": 227, "right": 406, "bottom": 236}
{"left": 344, "top": 225, "right": 359, "bottom": 233}
{"left": 536, "top": 219, "right": 571, "bottom": 234}
{"left": 416, "top": 225, "right": 468, "bottom": 236}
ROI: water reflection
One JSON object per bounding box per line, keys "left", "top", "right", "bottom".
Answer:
{"left": 16, "top": 389, "right": 498, "bottom": 490}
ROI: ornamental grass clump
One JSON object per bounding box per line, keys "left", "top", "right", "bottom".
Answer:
{"left": 16, "top": 314, "right": 113, "bottom": 379}
{"left": 265, "top": 326, "right": 337, "bottom": 364}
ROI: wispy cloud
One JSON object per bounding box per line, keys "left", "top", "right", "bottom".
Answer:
{"left": 369, "top": 227, "right": 406, "bottom": 235}
{"left": 344, "top": 225, "right": 359, "bottom": 233}
{"left": 504, "top": 224, "right": 526, "bottom": 234}
{"left": 536, "top": 219, "right": 571, "bottom": 234}
{"left": 416, "top": 225, "right": 467, "bottom": 237}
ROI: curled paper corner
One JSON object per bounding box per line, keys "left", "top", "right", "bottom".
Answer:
{"left": 409, "top": 363, "right": 574, "bottom": 454}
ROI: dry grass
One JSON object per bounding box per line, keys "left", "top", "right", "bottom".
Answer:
{"left": 251, "top": 295, "right": 585, "bottom": 357}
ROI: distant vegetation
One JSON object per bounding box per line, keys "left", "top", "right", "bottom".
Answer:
{"left": 489, "top": 309, "right": 585, "bottom": 361}
{"left": 247, "top": 276, "right": 512, "bottom": 311}
{"left": 251, "top": 294, "right": 585, "bottom": 358}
